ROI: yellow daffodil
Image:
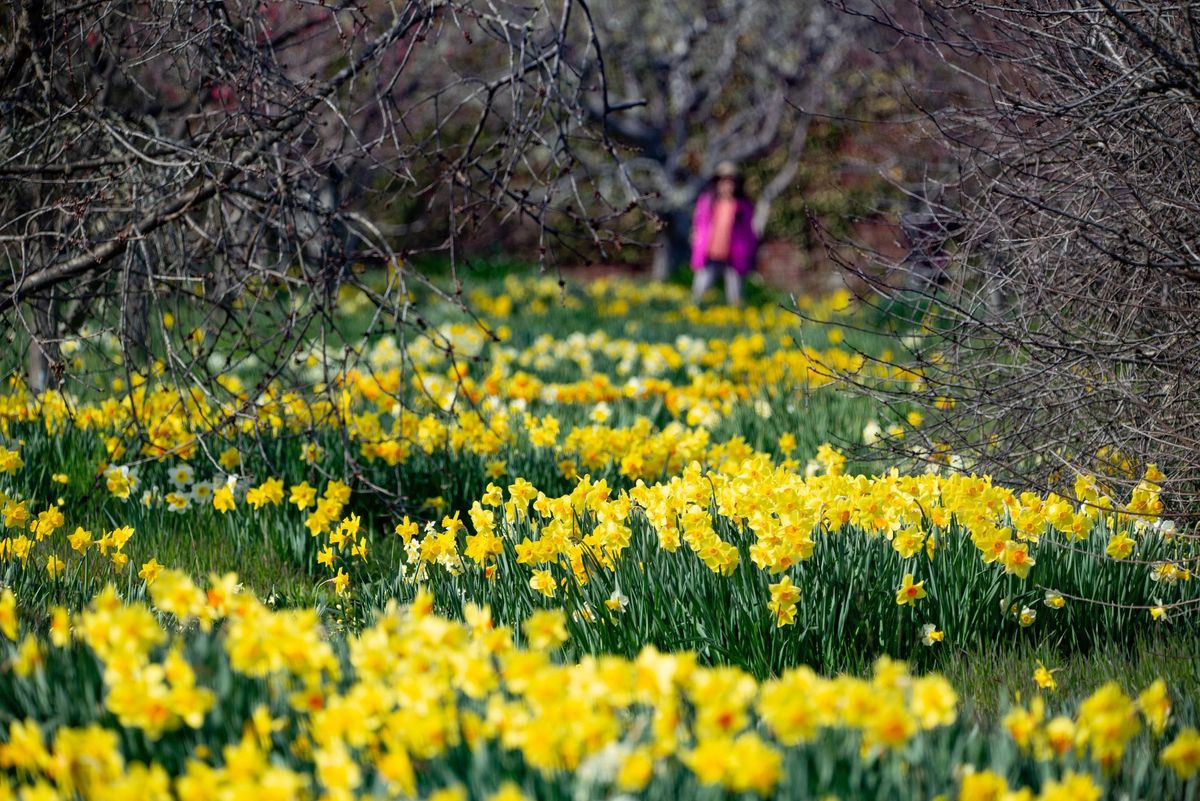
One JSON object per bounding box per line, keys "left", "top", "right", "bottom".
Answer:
{"left": 895, "top": 573, "right": 927, "bottom": 606}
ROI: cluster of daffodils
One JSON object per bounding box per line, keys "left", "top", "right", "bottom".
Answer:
{"left": 466, "top": 275, "right": 859, "bottom": 331}
{"left": 386, "top": 454, "right": 1186, "bottom": 621}
{"left": 1, "top": 486, "right": 138, "bottom": 575}
{"left": 3, "top": 580, "right": 1197, "bottom": 801}
{"left": 1003, "top": 680, "right": 1173, "bottom": 770}
{"left": 0, "top": 578, "right": 955, "bottom": 799}
{"left": 375, "top": 326, "right": 902, "bottom": 425}
{"left": 77, "top": 584, "right": 217, "bottom": 736}
{"left": 0, "top": 435, "right": 1190, "bottom": 626}
{"left": 0, "top": 274, "right": 909, "bottom": 485}
{"left": 103, "top": 455, "right": 252, "bottom": 512}
{"left": 0, "top": 450, "right": 362, "bottom": 599}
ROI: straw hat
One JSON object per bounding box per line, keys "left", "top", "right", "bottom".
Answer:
{"left": 714, "top": 160, "right": 740, "bottom": 178}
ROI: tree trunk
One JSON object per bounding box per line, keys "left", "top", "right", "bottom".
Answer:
{"left": 120, "top": 259, "right": 150, "bottom": 369}
{"left": 651, "top": 205, "right": 694, "bottom": 281}
{"left": 26, "top": 296, "right": 62, "bottom": 392}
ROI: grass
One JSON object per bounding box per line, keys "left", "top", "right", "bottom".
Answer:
{"left": 942, "top": 633, "right": 1200, "bottom": 722}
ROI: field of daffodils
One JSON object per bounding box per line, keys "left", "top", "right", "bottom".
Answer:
{"left": 1, "top": 276, "right": 1198, "bottom": 800}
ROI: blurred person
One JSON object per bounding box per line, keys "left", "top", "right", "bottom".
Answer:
{"left": 690, "top": 161, "right": 758, "bottom": 306}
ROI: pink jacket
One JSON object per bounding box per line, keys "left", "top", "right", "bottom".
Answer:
{"left": 690, "top": 191, "right": 758, "bottom": 275}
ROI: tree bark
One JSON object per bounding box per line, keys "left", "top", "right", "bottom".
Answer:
{"left": 26, "top": 296, "right": 61, "bottom": 392}
{"left": 651, "top": 205, "right": 694, "bottom": 281}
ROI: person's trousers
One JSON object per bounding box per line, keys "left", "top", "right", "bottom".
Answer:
{"left": 691, "top": 260, "right": 743, "bottom": 305}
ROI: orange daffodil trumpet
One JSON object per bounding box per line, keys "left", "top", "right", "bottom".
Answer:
{"left": 896, "top": 573, "right": 927, "bottom": 606}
